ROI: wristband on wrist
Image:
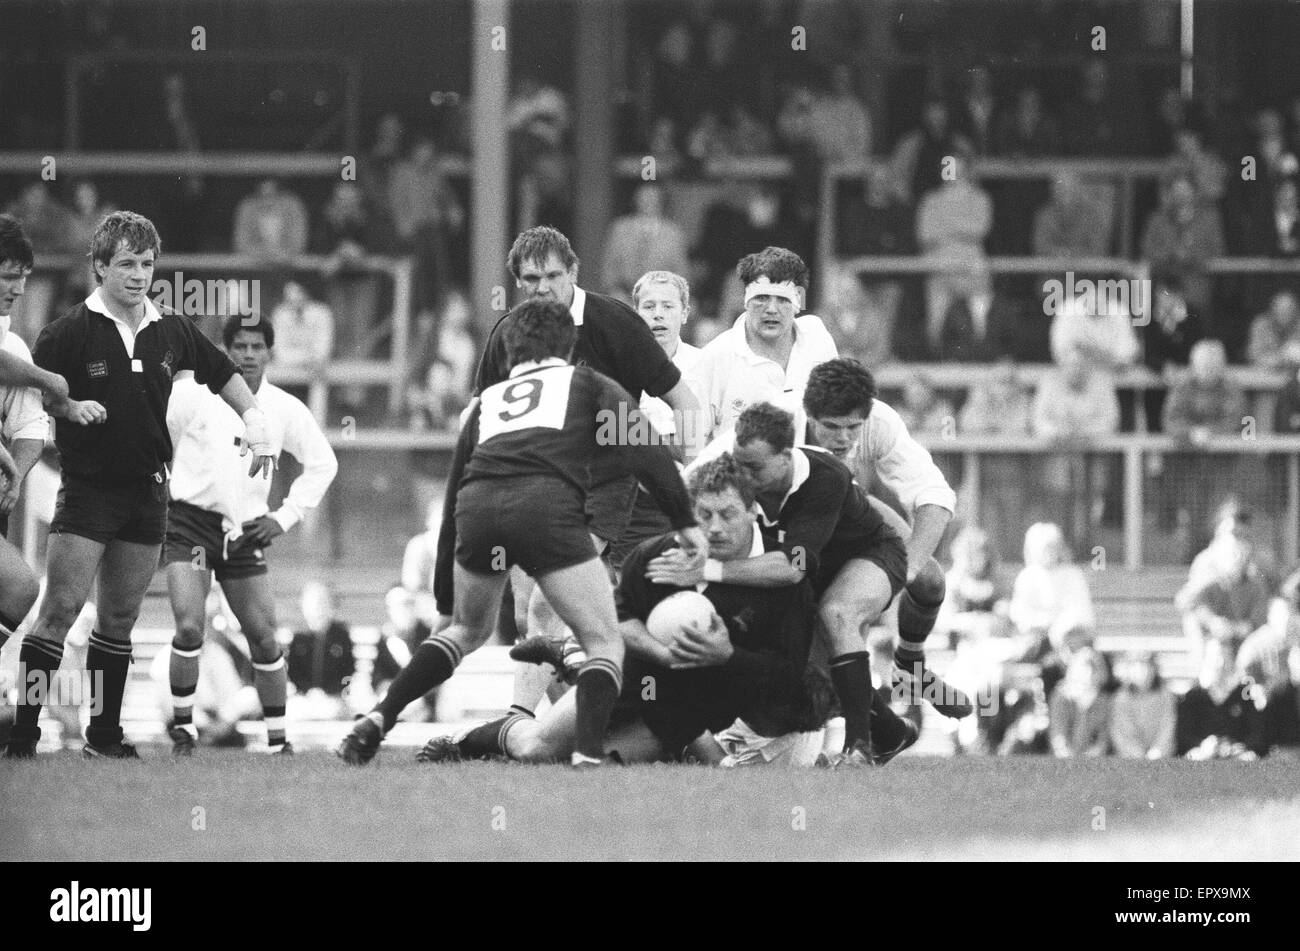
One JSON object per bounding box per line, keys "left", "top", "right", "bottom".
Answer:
{"left": 702, "top": 559, "right": 724, "bottom": 583}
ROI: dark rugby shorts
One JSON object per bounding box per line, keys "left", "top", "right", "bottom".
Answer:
{"left": 50, "top": 473, "right": 169, "bottom": 546}
{"left": 455, "top": 476, "right": 597, "bottom": 577}
{"left": 161, "top": 499, "right": 269, "bottom": 580}
{"left": 814, "top": 520, "right": 908, "bottom": 602}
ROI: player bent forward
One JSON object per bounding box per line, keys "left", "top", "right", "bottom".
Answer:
{"left": 337, "top": 299, "right": 706, "bottom": 767}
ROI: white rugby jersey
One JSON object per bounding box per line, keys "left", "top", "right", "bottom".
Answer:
{"left": 690, "top": 312, "right": 838, "bottom": 444}
{"left": 0, "top": 315, "right": 49, "bottom": 445}
{"left": 167, "top": 375, "right": 337, "bottom": 540}
{"left": 639, "top": 339, "right": 702, "bottom": 436}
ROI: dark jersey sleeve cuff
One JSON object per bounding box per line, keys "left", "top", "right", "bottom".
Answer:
{"left": 642, "top": 360, "right": 682, "bottom": 400}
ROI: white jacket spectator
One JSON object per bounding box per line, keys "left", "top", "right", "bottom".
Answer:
{"left": 1008, "top": 522, "right": 1096, "bottom": 641}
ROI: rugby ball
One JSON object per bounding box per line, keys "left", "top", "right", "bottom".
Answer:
{"left": 646, "top": 591, "right": 717, "bottom": 645}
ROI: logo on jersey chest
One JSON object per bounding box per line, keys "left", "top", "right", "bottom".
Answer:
{"left": 160, "top": 349, "right": 176, "bottom": 379}
{"left": 86, "top": 360, "right": 108, "bottom": 379}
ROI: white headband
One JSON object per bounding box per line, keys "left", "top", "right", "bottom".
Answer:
{"left": 743, "top": 277, "right": 801, "bottom": 306}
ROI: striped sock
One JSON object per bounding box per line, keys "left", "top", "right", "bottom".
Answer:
{"left": 458, "top": 712, "right": 532, "bottom": 759}
{"left": 374, "top": 634, "right": 463, "bottom": 732}
{"left": 253, "top": 653, "right": 288, "bottom": 747}
{"left": 170, "top": 639, "right": 202, "bottom": 739}
{"left": 573, "top": 657, "right": 622, "bottom": 760}
{"left": 86, "top": 631, "right": 133, "bottom": 748}
{"left": 12, "top": 636, "right": 65, "bottom": 742}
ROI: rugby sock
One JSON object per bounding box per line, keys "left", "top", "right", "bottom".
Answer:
{"left": 86, "top": 631, "right": 133, "bottom": 748}
{"left": 11, "top": 635, "right": 65, "bottom": 741}
{"left": 169, "top": 639, "right": 202, "bottom": 739}
{"left": 573, "top": 658, "right": 622, "bottom": 761}
{"left": 829, "top": 651, "right": 874, "bottom": 751}
{"left": 457, "top": 712, "right": 531, "bottom": 759}
{"left": 373, "top": 634, "right": 463, "bottom": 733}
{"left": 253, "top": 653, "right": 289, "bottom": 748}
{"left": 894, "top": 586, "right": 943, "bottom": 670}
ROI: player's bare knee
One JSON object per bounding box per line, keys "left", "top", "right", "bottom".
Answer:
{"left": 246, "top": 629, "right": 280, "bottom": 664}
{"left": 908, "top": 558, "right": 946, "bottom": 603}
{"left": 3, "top": 571, "right": 40, "bottom": 620}
{"left": 818, "top": 600, "right": 869, "bottom": 652}
{"left": 97, "top": 606, "right": 141, "bottom": 641}
{"left": 173, "top": 619, "right": 205, "bottom": 650}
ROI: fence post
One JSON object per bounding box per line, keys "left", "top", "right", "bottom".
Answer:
{"left": 1287, "top": 451, "right": 1300, "bottom": 567}
{"left": 1124, "top": 442, "right": 1143, "bottom": 569}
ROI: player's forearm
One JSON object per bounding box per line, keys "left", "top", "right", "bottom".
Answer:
{"left": 218, "top": 373, "right": 260, "bottom": 416}
{"left": 906, "top": 504, "right": 951, "bottom": 567}
{"left": 0, "top": 351, "right": 62, "bottom": 395}
{"left": 714, "top": 552, "right": 804, "bottom": 588}
{"left": 8, "top": 438, "right": 44, "bottom": 484}
{"left": 622, "top": 619, "right": 675, "bottom": 667}
{"left": 661, "top": 380, "right": 704, "bottom": 462}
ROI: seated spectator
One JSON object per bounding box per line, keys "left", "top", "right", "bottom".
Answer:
{"left": 1166, "top": 123, "right": 1228, "bottom": 206}
{"left": 1007, "top": 522, "right": 1096, "bottom": 666}
{"left": 1176, "top": 638, "right": 1268, "bottom": 759}
{"left": 407, "top": 289, "right": 476, "bottom": 430}
{"left": 401, "top": 503, "right": 440, "bottom": 603}
{"left": 1245, "top": 288, "right": 1300, "bottom": 368}
{"left": 1140, "top": 279, "right": 1202, "bottom": 431}
{"left": 360, "top": 112, "right": 406, "bottom": 216}
{"left": 1237, "top": 570, "right": 1300, "bottom": 695}
{"left": 1032, "top": 172, "right": 1112, "bottom": 260}
{"left": 820, "top": 265, "right": 898, "bottom": 368}
{"left": 318, "top": 181, "right": 393, "bottom": 360}
{"left": 1140, "top": 172, "right": 1225, "bottom": 336}
{"left": 1049, "top": 292, "right": 1139, "bottom": 385}
{"left": 916, "top": 149, "right": 992, "bottom": 353}
{"left": 232, "top": 179, "right": 309, "bottom": 260}
{"left": 1061, "top": 60, "right": 1133, "bottom": 156}
{"left": 1262, "top": 644, "right": 1300, "bottom": 753}
{"left": 994, "top": 85, "right": 1060, "bottom": 158}
{"left": 891, "top": 96, "right": 974, "bottom": 205}
{"left": 1176, "top": 531, "right": 1273, "bottom": 667}
{"left": 601, "top": 184, "right": 689, "bottom": 303}
{"left": 952, "top": 66, "right": 997, "bottom": 156}
{"left": 1048, "top": 647, "right": 1113, "bottom": 757}
{"left": 1187, "top": 504, "right": 1278, "bottom": 590}
{"left": 933, "top": 287, "right": 1029, "bottom": 362}
{"left": 372, "top": 585, "right": 437, "bottom": 721}
{"left": 1163, "top": 340, "right": 1245, "bottom": 441}
{"left": 270, "top": 281, "right": 334, "bottom": 373}
{"left": 958, "top": 362, "right": 1033, "bottom": 437}
{"left": 286, "top": 581, "right": 354, "bottom": 706}
{"left": 1109, "top": 652, "right": 1178, "bottom": 759}
{"left": 896, "top": 376, "right": 956, "bottom": 438}
{"left": 806, "top": 64, "right": 873, "bottom": 163}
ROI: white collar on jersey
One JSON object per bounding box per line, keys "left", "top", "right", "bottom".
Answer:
{"left": 570, "top": 285, "right": 587, "bottom": 326}
{"left": 756, "top": 447, "right": 812, "bottom": 526}
{"left": 508, "top": 357, "right": 567, "bottom": 378}
{"left": 85, "top": 286, "right": 164, "bottom": 330}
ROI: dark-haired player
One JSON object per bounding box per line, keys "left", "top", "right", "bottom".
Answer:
{"left": 690, "top": 246, "right": 838, "bottom": 445}
{"left": 420, "top": 455, "right": 917, "bottom": 766}
{"left": 339, "top": 299, "right": 705, "bottom": 767}
{"left": 803, "top": 357, "right": 971, "bottom": 717}
{"left": 162, "top": 314, "right": 337, "bottom": 755}
{"left": 0, "top": 214, "right": 87, "bottom": 655}
{"left": 649, "top": 403, "right": 908, "bottom": 765}
{"left": 4, "top": 211, "right": 275, "bottom": 759}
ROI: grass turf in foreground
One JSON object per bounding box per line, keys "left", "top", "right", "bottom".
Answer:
{"left": 1, "top": 751, "right": 1297, "bottom": 861}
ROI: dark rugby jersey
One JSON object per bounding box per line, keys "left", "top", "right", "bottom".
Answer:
{"left": 616, "top": 531, "right": 817, "bottom": 729}
{"left": 475, "top": 288, "right": 682, "bottom": 487}
{"left": 33, "top": 293, "right": 238, "bottom": 481}
{"left": 758, "top": 446, "right": 891, "bottom": 581}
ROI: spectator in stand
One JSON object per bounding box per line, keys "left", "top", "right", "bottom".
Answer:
{"left": 1146, "top": 87, "right": 1190, "bottom": 157}
{"left": 1033, "top": 172, "right": 1113, "bottom": 259}
{"left": 1061, "top": 60, "right": 1130, "bottom": 156}
{"left": 1141, "top": 280, "right": 1202, "bottom": 431}
{"left": 932, "top": 285, "right": 1028, "bottom": 362}
{"left": 1109, "top": 651, "right": 1178, "bottom": 760}
{"left": 1176, "top": 530, "right": 1273, "bottom": 668}
{"left": 1226, "top": 110, "right": 1299, "bottom": 256}
{"left": 1031, "top": 347, "right": 1120, "bottom": 530}
{"left": 1176, "top": 638, "right": 1267, "bottom": 759}
{"left": 820, "top": 265, "right": 896, "bottom": 369}
{"left": 402, "top": 502, "right": 440, "bottom": 602}
{"left": 601, "top": 184, "right": 690, "bottom": 304}
{"left": 915, "top": 147, "right": 992, "bottom": 353}
{"left": 232, "top": 179, "right": 309, "bottom": 261}
{"left": 806, "top": 65, "right": 873, "bottom": 163}
{"left": 1163, "top": 339, "right": 1245, "bottom": 440}
{"left": 371, "top": 584, "right": 437, "bottom": 720}
{"left": 317, "top": 181, "right": 392, "bottom": 360}
{"left": 1246, "top": 288, "right": 1300, "bottom": 368}
{"left": 1140, "top": 171, "right": 1226, "bottom": 337}
{"left": 1273, "top": 361, "right": 1300, "bottom": 433}
{"left": 64, "top": 181, "right": 114, "bottom": 301}
{"left": 1007, "top": 522, "right": 1096, "bottom": 668}
{"left": 891, "top": 97, "right": 973, "bottom": 206}
{"left": 837, "top": 165, "right": 915, "bottom": 356}
{"left": 389, "top": 136, "right": 464, "bottom": 311}
{"left": 1261, "top": 176, "right": 1300, "bottom": 257}
{"left": 1262, "top": 644, "right": 1300, "bottom": 754}
{"left": 1167, "top": 122, "right": 1228, "bottom": 206}
{"left": 1048, "top": 646, "right": 1112, "bottom": 758}
{"left": 1186, "top": 505, "right": 1277, "bottom": 591}
{"left": 1049, "top": 290, "right": 1139, "bottom": 398}
{"left": 286, "top": 581, "right": 354, "bottom": 704}
{"left": 3, "top": 183, "right": 76, "bottom": 337}
{"left": 508, "top": 77, "right": 573, "bottom": 234}
{"left": 650, "top": 21, "right": 705, "bottom": 137}
{"left": 896, "top": 375, "right": 956, "bottom": 438}
{"left": 269, "top": 281, "right": 333, "bottom": 376}
{"left": 994, "top": 85, "right": 1060, "bottom": 158}
{"left": 361, "top": 113, "right": 406, "bottom": 216}
{"left": 1236, "top": 570, "right": 1300, "bottom": 695}
{"left": 952, "top": 66, "right": 997, "bottom": 156}
{"left": 406, "top": 289, "right": 476, "bottom": 431}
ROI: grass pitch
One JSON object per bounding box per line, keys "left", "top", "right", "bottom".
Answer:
{"left": 2, "top": 749, "right": 1297, "bottom": 862}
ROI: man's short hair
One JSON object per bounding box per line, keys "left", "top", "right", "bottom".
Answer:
{"left": 507, "top": 226, "right": 579, "bottom": 279}
{"left": 632, "top": 270, "right": 690, "bottom": 310}
{"left": 0, "top": 214, "right": 35, "bottom": 270}
{"left": 503, "top": 299, "right": 575, "bottom": 367}
{"left": 736, "top": 246, "right": 809, "bottom": 291}
{"left": 735, "top": 402, "right": 796, "bottom": 453}
{"left": 687, "top": 453, "right": 756, "bottom": 508}
{"left": 804, "top": 357, "right": 877, "bottom": 419}
{"left": 90, "top": 211, "right": 161, "bottom": 281}
{"left": 223, "top": 313, "right": 274, "bottom": 349}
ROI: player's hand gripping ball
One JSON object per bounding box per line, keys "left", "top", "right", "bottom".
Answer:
{"left": 646, "top": 590, "right": 719, "bottom": 646}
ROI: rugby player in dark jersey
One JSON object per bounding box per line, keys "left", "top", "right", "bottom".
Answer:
{"left": 646, "top": 402, "right": 913, "bottom": 766}
{"left": 339, "top": 299, "right": 706, "bottom": 767}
